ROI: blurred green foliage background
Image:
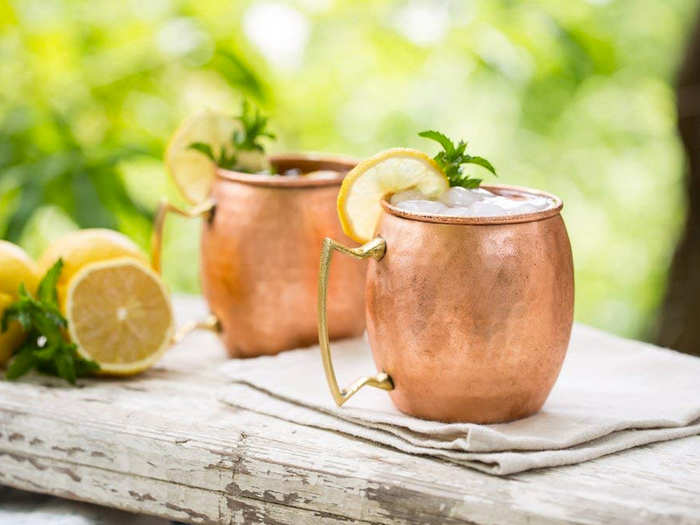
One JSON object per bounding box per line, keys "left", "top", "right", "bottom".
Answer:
{"left": 1, "top": 0, "right": 697, "bottom": 339}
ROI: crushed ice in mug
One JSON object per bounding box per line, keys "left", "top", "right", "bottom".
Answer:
{"left": 274, "top": 169, "right": 341, "bottom": 179}
{"left": 391, "top": 186, "right": 554, "bottom": 217}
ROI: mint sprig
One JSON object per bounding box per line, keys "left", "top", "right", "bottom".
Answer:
{"left": 188, "top": 141, "right": 238, "bottom": 171}
{"left": 1, "top": 259, "right": 99, "bottom": 384}
{"left": 188, "top": 99, "right": 276, "bottom": 172}
{"left": 418, "top": 130, "right": 496, "bottom": 189}
{"left": 233, "top": 99, "right": 276, "bottom": 153}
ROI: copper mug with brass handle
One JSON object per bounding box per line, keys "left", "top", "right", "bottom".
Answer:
{"left": 152, "top": 154, "right": 368, "bottom": 357}
{"left": 151, "top": 197, "right": 222, "bottom": 346}
{"left": 318, "top": 185, "right": 574, "bottom": 423}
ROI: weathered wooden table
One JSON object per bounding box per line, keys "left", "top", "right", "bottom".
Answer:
{"left": 1, "top": 296, "right": 699, "bottom": 524}
{"left": 0, "top": 485, "right": 168, "bottom": 524}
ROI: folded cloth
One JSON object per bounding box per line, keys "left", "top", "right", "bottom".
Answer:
{"left": 218, "top": 324, "right": 700, "bottom": 475}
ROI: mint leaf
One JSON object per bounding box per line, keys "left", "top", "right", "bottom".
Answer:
{"left": 189, "top": 141, "right": 238, "bottom": 170}
{"left": 187, "top": 100, "right": 275, "bottom": 173}
{"left": 2, "top": 299, "right": 32, "bottom": 331}
{"left": 216, "top": 149, "right": 238, "bottom": 170}
{"left": 18, "top": 282, "right": 31, "bottom": 300}
{"left": 419, "top": 130, "right": 497, "bottom": 189}
{"left": 418, "top": 130, "right": 455, "bottom": 155}
{"left": 75, "top": 354, "right": 100, "bottom": 376}
{"left": 188, "top": 142, "right": 216, "bottom": 162}
{"left": 37, "top": 259, "right": 62, "bottom": 307}
{"left": 467, "top": 156, "right": 496, "bottom": 176}
{"left": 55, "top": 351, "right": 76, "bottom": 385}
{"left": 234, "top": 99, "right": 276, "bottom": 153}
{"left": 6, "top": 347, "right": 38, "bottom": 380}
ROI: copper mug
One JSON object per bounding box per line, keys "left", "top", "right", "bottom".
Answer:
{"left": 318, "top": 185, "right": 574, "bottom": 423}
{"left": 152, "top": 154, "right": 367, "bottom": 357}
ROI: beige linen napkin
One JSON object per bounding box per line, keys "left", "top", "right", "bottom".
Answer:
{"left": 218, "top": 324, "right": 700, "bottom": 475}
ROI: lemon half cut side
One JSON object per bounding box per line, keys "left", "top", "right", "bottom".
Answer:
{"left": 65, "top": 258, "right": 174, "bottom": 376}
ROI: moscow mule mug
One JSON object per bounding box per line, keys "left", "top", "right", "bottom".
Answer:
{"left": 318, "top": 185, "right": 574, "bottom": 423}
{"left": 153, "top": 154, "right": 368, "bottom": 357}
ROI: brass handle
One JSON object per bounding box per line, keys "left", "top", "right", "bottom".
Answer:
{"left": 171, "top": 314, "right": 221, "bottom": 345}
{"left": 150, "top": 198, "right": 216, "bottom": 273}
{"left": 317, "top": 236, "right": 393, "bottom": 406}
{"left": 150, "top": 197, "right": 221, "bottom": 341}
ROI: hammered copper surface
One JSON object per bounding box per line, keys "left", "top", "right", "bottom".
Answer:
{"left": 365, "top": 186, "right": 574, "bottom": 423}
{"left": 201, "top": 154, "right": 366, "bottom": 357}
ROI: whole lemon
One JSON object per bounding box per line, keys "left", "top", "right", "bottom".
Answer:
{"left": 0, "top": 241, "right": 40, "bottom": 365}
{"left": 38, "top": 229, "right": 148, "bottom": 309}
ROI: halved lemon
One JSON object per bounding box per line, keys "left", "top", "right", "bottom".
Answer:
{"left": 65, "top": 258, "right": 174, "bottom": 376}
{"left": 165, "top": 109, "right": 269, "bottom": 203}
{"left": 337, "top": 148, "right": 449, "bottom": 243}
{"left": 38, "top": 229, "right": 147, "bottom": 308}
{"left": 0, "top": 241, "right": 40, "bottom": 365}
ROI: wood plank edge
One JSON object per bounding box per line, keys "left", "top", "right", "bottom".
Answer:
{"left": 0, "top": 448, "right": 383, "bottom": 525}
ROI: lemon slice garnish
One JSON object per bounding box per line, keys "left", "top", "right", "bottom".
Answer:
{"left": 165, "top": 109, "right": 268, "bottom": 204}
{"left": 337, "top": 148, "right": 449, "bottom": 243}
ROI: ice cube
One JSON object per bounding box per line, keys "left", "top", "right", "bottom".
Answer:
{"left": 444, "top": 206, "right": 477, "bottom": 217}
{"left": 305, "top": 170, "right": 340, "bottom": 180}
{"left": 480, "top": 196, "right": 519, "bottom": 209}
{"left": 484, "top": 195, "right": 552, "bottom": 216}
{"left": 524, "top": 196, "right": 551, "bottom": 210}
{"left": 395, "top": 200, "right": 448, "bottom": 215}
{"left": 390, "top": 189, "right": 427, "bottom": 205}
{"left": 469, "top": 200, "right": 508, "bottom": 217}
{"left": 508, "top": 203, "right": 538, "bottom": 215}
{"left": 439, "top": 187, "right": 485, "bottom": 207}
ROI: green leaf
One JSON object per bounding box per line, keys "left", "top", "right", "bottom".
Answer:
{"left": 454, "top": 140, "right": 468, "bottom": 156}
{"left": 0, "top": 260, "right": 97, "bottom": 385}
{"left": 186, "top": 99, "right": 275, "bottom": 174}
{"left": 418, "top": 130, "right": 455, "bottom": 155}
{"left": 217, "top": 148, "right": 238, "bottom": 170}
{"left": 71, "top": 170, "right": 119, "bottom": 230}
{"left": 4, "top": 179, "right": 42, "bottom": 243}
{"left": 34, "top": 343, "right": 58, "bottom": 361}
{"left": 234, "top": 99, "right": 276, "bottom": 155}
{"left": 465, "top": 156, "right": 497, "bottom": 176}
{"left": 2, "top": 302, "right": 31, "bottom": 332}
{"left": 37, "top": 259, "right": 63, "bottom": 307}
{"left": 188, "top": 142, "right": 216, "bottom": 162}
{"left": 6, "top": 348, "right": 38, "bottom": 380}
{"left": 211, "top": 49, "right": 269, "bottom": 103}
{"left": 74, "top": 352, "right": 100, "bottom": 376}
{"left": 418, "top": 130, "right": 496, "bottom": 189}
{"left": 18, "top": 282, "right": 31, "bottom": 299}
{"left": 461, "top": 177, "right": 482, "bottom": 189}
{"left": 55, "top": 351, "right": 76, "bottom": 385}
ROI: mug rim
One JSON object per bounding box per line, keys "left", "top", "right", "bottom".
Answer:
{"left": 216, "top": 153, "right": 357, "bottom": 188}
{"left": 381, "top": 184, "right": 563, "bottom": 225}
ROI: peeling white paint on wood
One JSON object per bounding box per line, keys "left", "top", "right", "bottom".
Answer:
{"left": 0, "top": 296, "right": 699, "bottom": 524}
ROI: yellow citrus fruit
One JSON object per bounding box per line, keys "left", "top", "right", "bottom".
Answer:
{"left": 337, "top": 148, "right": 449, "bottom": 243}
{"left": 37, "top": 229, "right": 147, "bottom": 308}
{"left": 65, "top": 258, "right": 174, "bottom": 376}
{"left": 165, "top": 109, "right": 269, "bottom": 204}
{"left": 0, "top": 241, "right": 40, "bottom": 365}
